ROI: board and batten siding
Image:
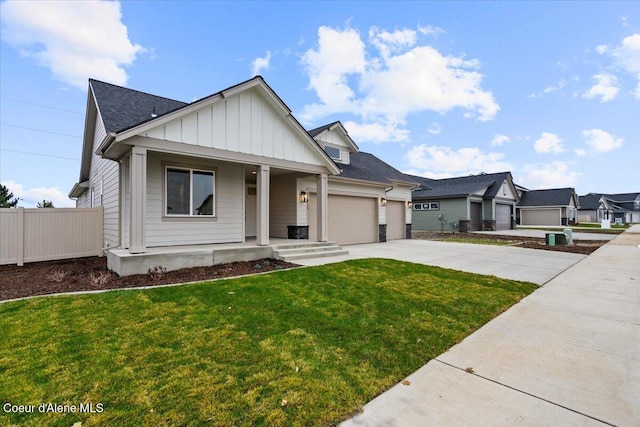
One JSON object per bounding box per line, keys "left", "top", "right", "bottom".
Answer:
{"left": 482, "top": 199, "right": 494, "bottom": 220}
{"left": 313, "top": 129, "right": 352, "bottom": 164}
{"left": 144, "top": 153, "right": 243, "bottom": 247}
{"left": 412, "top": 198, "right": 467, "bottom": 231}
{"left": 140, "top": 88, "right": 326, "bottom": 168}
{"left": 269, "top": 175, "right": 297, "bottom": 238}
{"left": 85, "top": 111, "right": 120, "bottom": 247}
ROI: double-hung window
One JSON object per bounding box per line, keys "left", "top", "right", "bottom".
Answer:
{"left": 166, "top": 167, "right": 215, "bottom": 216}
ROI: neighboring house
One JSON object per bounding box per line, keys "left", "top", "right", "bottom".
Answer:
{"left": 578, "top": 192, "right": 640, "bottom": 223}
{"left": 407, "top": 172, "right": 519, "bottom": 232}
{"left": 517, "top": 187, "right": 579, "bottom": 226}
{"left": 68, "top": 77, "right": 415, "bottom": 269}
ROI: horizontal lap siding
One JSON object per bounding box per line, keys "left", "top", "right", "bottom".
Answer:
{"left": 412, "top": 198, "right": 467, "bottom": 231}
{"left": 89, "top": 112, "right": 119, "bottom": 247}
{"left": 145, "top": 153, "right": 243, "bottom": 246}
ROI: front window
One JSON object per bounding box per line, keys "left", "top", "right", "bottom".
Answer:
{"left": 166, "top": 167, "right": 215, "bottom": 216}
{"left": 324, "top": 145, "right": 341, "bottom": 160}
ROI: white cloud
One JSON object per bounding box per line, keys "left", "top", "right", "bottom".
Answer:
{"left": 582, "top": 73, "right": 620, "bottom": 102}
{"left": 343, "top": 120, "right": 410, "bottom": 144}
{"left": 518, "top": 161, "right": 580, "bottom": 189}
{"left": 418, "top": 25, "right": 445, "bottom": 37}
{"left": 427, "top": 122, "right": 442, "bottom": 135}
{"left": 582, "top": 128, "right": 623, "bottom": 153}
{"left": 534, "top": 132, "right": 565, "bottom": 154}
{"left": 300, "top": 25, "right": 499, "bottom": 143}
{"left": 1, "top": 180, "right": 75, "bottom": 208}
{"left": 0, "top": 0, "right": 144, "bottom": 89}
{"left": 575, "top": 148, "right": 587, "bottom": 156}
{"left": 491, "top": 134, "right": 511, "bottom": 146}
{"left": 595, "top": 44, "right": 609, "bottom": 54}
{"left": 528, "top": 79, "right": 567, "bottom": 98}
{"left": 251, "top": 50, "right": 272, "bottom": 76}
{"left": 405, "top": 145, "right": 512, "bottom": 176}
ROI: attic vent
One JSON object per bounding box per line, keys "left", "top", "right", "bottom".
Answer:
{"left": 151, "top": 107, "right": 157, "bottom": 118}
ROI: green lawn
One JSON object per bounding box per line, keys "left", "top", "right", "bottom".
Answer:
{"left": 0, "top": 259, "right": 537, "bottom": 426}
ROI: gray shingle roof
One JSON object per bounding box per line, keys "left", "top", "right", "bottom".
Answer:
{"left": 519, "top": 188, "right": 576, "bottom": 207}
{"left": 90, "top": 79, "right": 187, "bottom": 133}
{"left": 407, "top": 172, "right": 511, "bottom": 200}
{"left": 308, "top": 122, "right": 338, "bottom": 138}
{"left": 578, "top": 193, "right": 603, "bottom": 210}
{"left": 337, "top": 152, "right": 416, "bottom": 185}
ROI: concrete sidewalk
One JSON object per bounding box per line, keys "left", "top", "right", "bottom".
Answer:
{"left": 341, "top": 225, "right": 640, "bottom": 427}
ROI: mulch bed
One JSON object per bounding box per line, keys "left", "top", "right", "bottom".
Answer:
{"left": 412, "top": 231, "right": 606, "bottom": 256}
{"left": 0, "top": 257, "right": 298, "bottom": 302}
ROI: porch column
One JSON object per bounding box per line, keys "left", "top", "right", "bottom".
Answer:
{"left": 129, "top": 146, "right": 147, "bottom": 253}
{"left": 256, "top": 165, "right": 270, "bottom": 246}
{"left": 317, "top": 173, "right": 328, "bottom": 242}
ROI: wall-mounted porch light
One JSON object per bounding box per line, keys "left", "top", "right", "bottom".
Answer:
{"left": 380, "top": 197, "right": 387, "bottom": 206}
{"left": 407, "top": 201, "right": 413, "bottom": 209}
{"left": 299, "top": 191, "right": 308, "bottom": 203}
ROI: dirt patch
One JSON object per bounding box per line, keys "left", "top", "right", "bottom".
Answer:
{"left": 412, "top": 231, "right": 605, "bottom": 256}
{"left": 0, "top": 257, "right": 298, "bottom": 302}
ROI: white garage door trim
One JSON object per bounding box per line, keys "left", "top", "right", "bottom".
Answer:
{"left": 495, "top": 204, "right": 512, "bottom": 230}
{"left": 309, "top": 194, "right": 378, "bottom": 245}
{"left": 386, "top": 201, "right": 405, "bottom": 240}
{"left": 521, "top": 208, "right": 561, "bottom": 226}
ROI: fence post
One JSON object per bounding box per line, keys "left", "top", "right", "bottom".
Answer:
{"left": 16, "top": 207, "right": 24, "bottom": 266}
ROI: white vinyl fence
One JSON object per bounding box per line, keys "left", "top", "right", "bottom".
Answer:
{"left": 0, "top": 207, "right": 103, "bottom": 266}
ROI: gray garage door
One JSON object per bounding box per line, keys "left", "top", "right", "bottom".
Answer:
{"left": 470, "top": 202, "right": 482, "bottom": 231}
{"left": 521, "top": 209, "right": 561, "bottom": 226}
{"left": 496, "top": 204, "right": 512, "bottom": 230}
{"left": 386, "top": 201, "right": 405, "bottom": 240}
{"left": 309, "top": 194, "right": 378, "bottom": 245}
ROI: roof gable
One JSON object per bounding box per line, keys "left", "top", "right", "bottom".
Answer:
{"left": 519, "top": 188, "right": 577, "bottom": 207}
{"left": 309, "top": 121, "right": 359, "bottom": 153}
{"left": 407, "top": 172, "right": 515, "bottom": 200}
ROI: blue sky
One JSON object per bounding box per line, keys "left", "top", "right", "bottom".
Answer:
{"left": 1, "top": 1, "right": 638, "bottom": 208}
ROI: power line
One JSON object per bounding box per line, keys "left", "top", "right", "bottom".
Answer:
{"left": 1, "top": 123, "right": 81, "bottom": 139}
{"left": 0, "top": 148, "right": 80, "bottom": 161}
{"left": 0, "top": 96, "right": 83, "bottom": 115}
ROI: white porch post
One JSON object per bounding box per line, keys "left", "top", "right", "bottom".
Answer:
{"left": 256, "top": 165, "right": 270, "bottom": 246}
{"left": 129, "top": 146, "right": 147, "bottom": 253}
{"left": 317, "top": 173, "right": 328, "bottom": 242}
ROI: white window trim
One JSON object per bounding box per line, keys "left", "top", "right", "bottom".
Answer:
{"left": 324, "top": 145, "right": 341, "bottom": 161}
{"left": 165, "top": 166, "right": 216, "bottom": 217}
{"left": 413, "top": 201, "right": 440, "bottom": 211}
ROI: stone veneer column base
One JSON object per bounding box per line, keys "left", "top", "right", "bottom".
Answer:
{"left": 379, "top": 224, "right": 387, "bottom": 243}
{"left": 405, "top": 224, "right": 412, "bottom": 239}
{"left": 482, "top": 220, "right": 496, "bottom": 231}
{"left": 458, "top": 220, "right": 470, "bottom": 233}
{"left": 287, "top": 225, "right": 309, "bottom": 239}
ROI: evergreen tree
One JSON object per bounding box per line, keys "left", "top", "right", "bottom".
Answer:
{"left": 37, "top": 200, "right": 54, "bottom": 208}
{"left": 0, "top": 184, "right": 18, "bottom": 208}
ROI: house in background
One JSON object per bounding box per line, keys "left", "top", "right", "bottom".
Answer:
{"left": 407, "top": 172, "right": 519, "bottom": 232}
{"left": 516, "top": 187, "right": 579, "bottom": 226}
{"left": 578, "top": 193, "right": 640, "bottom": 223}
{"left": 69, "top": 77, "right": 414, "bottom": 275}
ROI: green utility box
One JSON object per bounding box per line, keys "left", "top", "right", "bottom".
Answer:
{"left": 545, "top": 232, "right": 567, "bottom": 246}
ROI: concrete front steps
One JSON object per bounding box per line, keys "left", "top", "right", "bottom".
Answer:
{"left": 272, "top": 241, "right": 348, "bottom": 262}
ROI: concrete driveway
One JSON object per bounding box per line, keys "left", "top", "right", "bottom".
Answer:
{"left": 340, "top": 225, "right": 640, "bottom": 427}
{"left": 297, "top": 239, "right": 585, "bottom": 285}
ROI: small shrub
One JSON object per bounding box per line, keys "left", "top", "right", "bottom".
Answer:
{"left": 47, "top": 269, "right": 67, "bottom": 283}
{"left": 253, "top": 263, "right": 263, "bottom": 270}
{"left": 275, "top": 265, "right": 284, "bottom": 270}
{"left": 89, "top": 271, "right": 111, "bottom": 287}
{"left": 148, "top": 266, "right": 168, "bottom": 281}
{"left": 262, "top": 260, "right": 271, "bottom": 267}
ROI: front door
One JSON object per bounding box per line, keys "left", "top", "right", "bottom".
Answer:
{"left": 245, "top": 184, "right": 257, "bottom": 237}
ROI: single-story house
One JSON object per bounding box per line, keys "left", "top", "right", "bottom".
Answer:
{"left": 517, "top": 187, "right": 579, "bottom": 226}
{"left": 407, "top": 172, "right": 519, "bottom": 232}
{"left": 578, "top": 192, "right": 640, "bottom": 223}
{"left": 69, "top": 77, "right": 415, "bottom": 274}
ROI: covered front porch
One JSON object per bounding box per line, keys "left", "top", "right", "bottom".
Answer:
{"left": 106, "top": 238, "right": 347, "bottom": 276}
